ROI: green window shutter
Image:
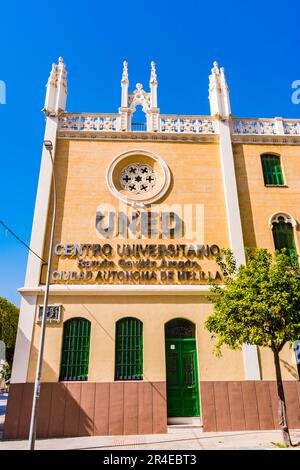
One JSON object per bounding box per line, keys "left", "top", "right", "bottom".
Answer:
{"left": 59, "top": 318, "right": 91, "bottom": 381}
{"left": 261, "top": 154, "right": 284, "bottom": 186}
{"left": 115, "top": 317, "right": 143, "bottom": 380}
{"left": 272, "top": 220, "right": 297, "bottom": 265}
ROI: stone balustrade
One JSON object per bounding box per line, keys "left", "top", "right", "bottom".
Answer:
{"left": 159, "top": 115, "right": 216, "bottom": 134}
{"left": 58, "top": 113, "right": 119, "bottom": 132}
{"left": 231, "top": 118, "right": 300, "bottom": 136}
{"left": 58, "top": 113, "right": 300, "bottom": 136}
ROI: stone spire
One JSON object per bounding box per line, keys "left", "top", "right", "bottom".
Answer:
{"left": 44, "top": 63, "right": 58, "bottom": 113}
{"left": 121, "top": 60, "right": 129, "bottom": 108}
{"left": 118, "top": 60, "right": 160, "bottom": 132}
{"left": 149, "top": 61, "right": 158, "bottom": 108}
{"left": 55, "top": 57, "right": 68, "bottom": 113}
{"left": 122, "top": 60, "right": 129, "bottom": 83}
{"left": 208, "top": 61, "right": 231, "bottom": 119}
{"left": 150, "top": 61, "right": 157, "bottom": 84}
{"left": 219, "top": 66, "right": 231, "bottom": 118}
{"left": 44, "top": 56, "right": 67, "bottom": 115}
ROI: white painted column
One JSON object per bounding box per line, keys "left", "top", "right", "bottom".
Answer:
{"left": 217, "top": 119, "right": 261, "bottom": 380}
{"left": 24, "top": 116, "right": 58, "bottom": 287}
{"left": 11, "top": 116, "right": 58, "bottom": 383}
{"left": 209, "top": 61, "right": 260, "bottom": 380}
{"left": 11, "top": 57, "right": 66, "bottom": 383}
{"left": 218, "top": 120, "right": 245, "bottom": 265}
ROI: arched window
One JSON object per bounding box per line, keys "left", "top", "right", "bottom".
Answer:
{"left": 261, "top": 154, "right": 284, "bottom": 186}
{"left": 271, "top": 213, "right": 297, "bottom": 265}
{"left": 59, "top": 318, "right": 91, "bottom": 381}
{"left": 115, "top": 317, "right": 143, "bottom": 380}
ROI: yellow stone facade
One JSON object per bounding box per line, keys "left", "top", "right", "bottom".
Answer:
{"left": 8, "top": 59, "right": 300, "bottom": 439}
{"left": 23, "top": 138, "right": 300, "bottom": 383}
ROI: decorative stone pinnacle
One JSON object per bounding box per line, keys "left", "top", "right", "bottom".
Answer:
{"left": 56, "top": 56, "right": 67, "bottom": 93}
{"left": 47, "top": 63, "right": 58, "bottom": 87}
{"left": 150, "top": 61, "right": 157, "bottom": 84}
{"left": 136, "top": 83, "right": 143, "bottom": 90}
{"left": 212, "top": 61, "right": 219, "bottom": 74}
{"left": 220, "top": 67, "right": 229, "bottom": 91}
{"left": 122, "top": 60, "right": 129, "bottom": 83}
{"left": 208, "top": 61, "right": 231, "bottom": 118}
{"left": 44, "top": 56, "right": 68, "bottom": 114}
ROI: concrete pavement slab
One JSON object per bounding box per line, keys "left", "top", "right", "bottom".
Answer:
{"left": 1, "top": 428, "right": 300, "bottom": 450}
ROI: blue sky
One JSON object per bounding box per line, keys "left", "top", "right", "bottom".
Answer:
{"left": 0, "top": 0, "right": 299, "bottom": 305}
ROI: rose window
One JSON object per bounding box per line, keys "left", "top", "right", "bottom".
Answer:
{"left": 120, "top": 163, "right": 157, "bottom": 194}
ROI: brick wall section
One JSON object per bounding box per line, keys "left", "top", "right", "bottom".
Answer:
{"left": 201, "top": 381, "right": 300, "bottom": 431}
{"left": 4, "top": 381, "right": 167, "bottom": 439}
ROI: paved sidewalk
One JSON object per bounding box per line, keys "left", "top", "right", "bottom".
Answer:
{"left": 1, "top": 427, "right": 300, "bottom": 450}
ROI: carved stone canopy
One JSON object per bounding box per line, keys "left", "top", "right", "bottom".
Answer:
{"left": 128, "top": 84, "right": 151, "bottom": 112}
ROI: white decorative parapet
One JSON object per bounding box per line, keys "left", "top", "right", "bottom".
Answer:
{"left": 283, "top": 120, "right": 300, "bottom": 135}
{"left": 58, "top": 113, "right": 217, "bottom": 134}
{"left": 231, "top": 118, "right": 276, "bottom": 135}
{"left": 58, "top": 113, "right": 300, "bottom": 137}
{"left": 160, "top": 115, "right": 216, "bottom": 134}
{"left": 59, "top": 113, "right": 119, "bottom": 132}
{"left": 231, "top": 118, "right": 300, "bottom": 136}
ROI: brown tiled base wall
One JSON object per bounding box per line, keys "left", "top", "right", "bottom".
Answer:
{"left": 4, "top": 381, "right": 167, "bottom": 439}
{"left": 5, "top": 380, "right": 300, "bottom": 438}
{"left": 201, "top": 381, "right": 300, "bottom": 432}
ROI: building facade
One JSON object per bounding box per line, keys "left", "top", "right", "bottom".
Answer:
{"left": 4, "top": 58, "right": 300, "bottom": 439}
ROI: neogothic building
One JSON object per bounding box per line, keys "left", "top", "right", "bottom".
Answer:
{"left": 4, "top": 58, "right": 300, "bottom": 438}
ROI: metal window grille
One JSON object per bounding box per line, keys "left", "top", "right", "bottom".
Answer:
{"left": 131, "top": 122, "right": 146, "bottom": 131}
{"left": 115, "top": 317, "right": 143, "bottom": 380}
{"left": 272, "top": 221, "right": 297, "bottom": 265}
{"left": 59, "top": 318, "right": 91, "bottom": 381}
{"left": 261, "top": 154, "right": 284, "bottom": 186}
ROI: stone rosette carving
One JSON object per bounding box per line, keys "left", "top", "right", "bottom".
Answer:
{"left": 106, "top": 150, "right": 171, "bottom": 205}
{"left": 120, "top": 163, "right": 157, "bottom": 194}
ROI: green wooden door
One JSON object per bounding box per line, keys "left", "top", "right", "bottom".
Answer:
{"left": 165, "top": 338, "right": 200, "bottom": 417}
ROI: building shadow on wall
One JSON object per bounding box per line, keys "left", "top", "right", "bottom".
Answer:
{"left": 280, "top": 358, "right": 299, "bottom": 380}
{"left": 233, "top": 144, "right": 257, "bottom": 248}
{"left": 4, "top": 341, "right": 167, "bottom": 440}
{"left": 3, "top": 350, "right": 95, "bottom": 440}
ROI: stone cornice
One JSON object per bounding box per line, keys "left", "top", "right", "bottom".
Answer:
{"left": 19, "top": 284, "right": 218, "bottom": 296}
{"left": 57, "top": 131, "right": 219, "bottom": 143}
{"left": 231, "top": 134, "right": 300, "bottom": 145}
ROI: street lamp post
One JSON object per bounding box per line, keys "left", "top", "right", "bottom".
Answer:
{"left": 28, "top": 140, "right": 57, "bottom": 450}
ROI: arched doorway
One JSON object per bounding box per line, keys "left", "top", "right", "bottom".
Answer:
{"left": 165, "top": 319, "right": 200, "bottom": 419}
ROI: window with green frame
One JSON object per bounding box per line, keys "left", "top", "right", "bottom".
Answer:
{"left": 115, "top": 317, "right": 143, "bottom": 380}
{"left": 59, "top": 317, "right": 91, "bottom": 381}
{"left": 261, "top": 154, "right": 284, "bottom": 186}
{"left": 272, "top": 218, "right": 297, "bottom": 265}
